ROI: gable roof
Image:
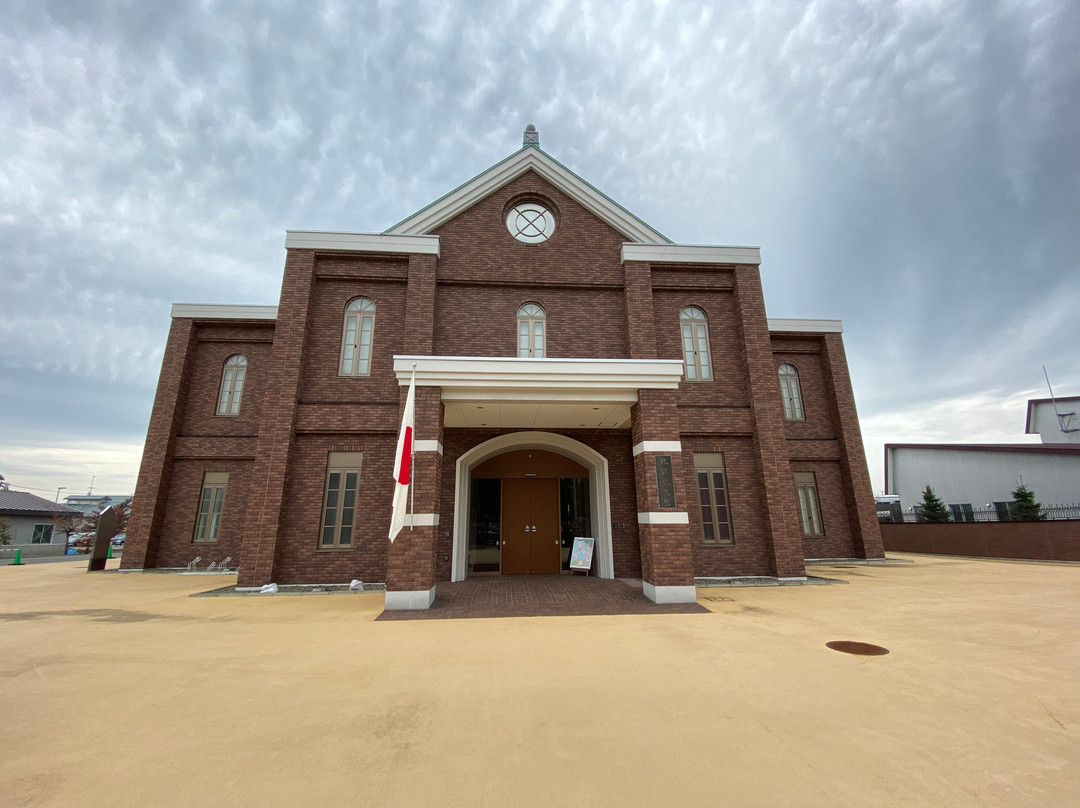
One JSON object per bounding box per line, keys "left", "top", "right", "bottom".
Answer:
{"left": 386, "top": 146, "right": 672, "bottom": 244}
{"left": 0, "top": 490, "right": 79, "bottom": 516}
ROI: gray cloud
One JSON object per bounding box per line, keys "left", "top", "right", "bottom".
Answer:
{"left": 1, "top": 0, "right": 1077, "bottom": 494}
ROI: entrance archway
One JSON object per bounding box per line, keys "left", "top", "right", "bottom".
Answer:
{"left": 452, "top": 432, "right": 614, "bottom": 581}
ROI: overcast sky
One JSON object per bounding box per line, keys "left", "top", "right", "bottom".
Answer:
{"left": 2, "top": 0, "right": 1078, "bottom": 502}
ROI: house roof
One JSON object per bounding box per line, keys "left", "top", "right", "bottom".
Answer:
{"left": 0, "top": 490, "right": 80, "bottom": 516}
{"left": 385, "top": 145, "right": 672, "bottom": 244}
{"left": 1025, "top": 396, "right": 1080, "bottom": 434}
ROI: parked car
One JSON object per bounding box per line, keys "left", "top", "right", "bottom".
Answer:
{"left": 110, "top": 534, "right": 125, "bottom": 547}
{"left": 70, "top": 533, "right": 95, "bottom": 553}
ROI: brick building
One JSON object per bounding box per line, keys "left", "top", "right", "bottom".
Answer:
{"left": 122, "top": 128, "right": 883, "bottom": 608}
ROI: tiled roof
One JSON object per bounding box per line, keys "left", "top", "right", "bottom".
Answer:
{"left": 0, "top": 490, "right": 80, "bottom": 515}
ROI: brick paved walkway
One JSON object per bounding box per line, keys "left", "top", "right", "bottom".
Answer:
{"left": 375, "top": 574, "right": 709, "bottom": 620}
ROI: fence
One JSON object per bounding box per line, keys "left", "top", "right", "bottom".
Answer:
{"left": 880, "top": 519, "right": 1080, "bottom": 562}
{"left": 877, "top": 502, "right": 1080, "bottom": 524}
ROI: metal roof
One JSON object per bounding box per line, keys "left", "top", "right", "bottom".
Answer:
{"left": 0, "top": 490, "right": 80, "bottom": 516}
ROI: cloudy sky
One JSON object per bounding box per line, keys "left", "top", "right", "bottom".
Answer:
{"left": 2, "top": 0, "right": 1077, "bottom": 501}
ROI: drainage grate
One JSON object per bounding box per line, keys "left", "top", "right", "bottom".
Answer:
{"left": 826, "top": 640, "right": 889, "bottom": 656}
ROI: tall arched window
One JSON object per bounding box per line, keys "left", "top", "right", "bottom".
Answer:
{"left": 518, "top": 303, "right": 545, "bottom": 358}
{"left": 778, "top": 364, "right": 804, "bottom": 420}
{"left": 680, "top": 306, "right": 712, "bottom": 381}
{"left": 340, "top": 297, "right": 376, "bottom": 376}
{"left": 216, "top": 355, "right": 247, "bottom": 415}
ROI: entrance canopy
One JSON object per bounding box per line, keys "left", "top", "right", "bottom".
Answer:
{"left": 393, "top": 355, "right": 684, "bottom": 429}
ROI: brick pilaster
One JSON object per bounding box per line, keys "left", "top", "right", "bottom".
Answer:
{"left": 732, "top": 267, "right": 806, "bottom": 578}
{"left": 237, "top": 249, "right": 317, "bottom": 587}
{"left": 403, "top": 253, "right": 437, "bottom": 355}
{"left": 630, "top": 390, "right": 695, "bottom": 588}
{"left": 623, "top": 260, "right": 657, "bottom": 359}
{"left": 386, "top": 385, "right": 444, "bottom": 593}
{"left": 820, "top": 333, "right": 885, "bottom": 558}
{"left": 122, "top": 318, "right": 198, "bottom": 570}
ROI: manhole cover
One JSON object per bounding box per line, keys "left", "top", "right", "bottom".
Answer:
{"left": 826, "top": 641, "right": 889, "bottom": 656}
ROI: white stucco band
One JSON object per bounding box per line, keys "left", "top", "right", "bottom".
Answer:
{"left": 632, "top": 440, "right": 682, "bottom": 456}
{"left": 414, "top": 440, "right": 444, "bottom": 455}
{"left": 638, "top": 512, "right": 690, "bottom": 524}
{"left": 642, "top": 583, "right": 698, "bottom": 604}
{"left": 384, "top": 587, "right": 436, "bottom": 610}
{"left": 400, "top": 513, "right": 439, "bottom": 527}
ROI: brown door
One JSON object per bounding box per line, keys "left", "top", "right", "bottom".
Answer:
{"left": 529, "top": 479, "right": 561, "bottom": 574}
{"left": 501, "top": 478, "right": 561, "bottom": 574}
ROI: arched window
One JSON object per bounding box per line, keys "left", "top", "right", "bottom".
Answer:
{"left": 680, "top": 306, "right": 712, "bottom": 381}
{"left": 216, "top": 355, "right": 247, "bottom": 415}
{"left": 518, "top": 303, "right": 545, "bottom": 358}
{"left": 340, "top": 297, "right": 376, "bottom": 376}
{"left": 778, "top": 364, "right": 804, "bottom": 420}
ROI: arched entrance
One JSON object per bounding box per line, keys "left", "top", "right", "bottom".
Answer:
{"left": 452, "top": 432, "right": 614, "bottom": 581}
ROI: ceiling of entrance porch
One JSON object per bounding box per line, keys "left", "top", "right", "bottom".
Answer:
{"left": 444, "top": 400, "right": 631, "bottom": 429}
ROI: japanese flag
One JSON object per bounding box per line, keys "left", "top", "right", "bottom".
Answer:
{"left": 388, "top": 372, "right": 415, "bottom": 542}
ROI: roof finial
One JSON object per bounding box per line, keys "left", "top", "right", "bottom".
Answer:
{"left": 523, "top": 123, "right": 539, "bottom": 148}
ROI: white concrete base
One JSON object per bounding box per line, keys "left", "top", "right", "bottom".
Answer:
{"left": 384, "top": 587, "right": 436, "bottom": 610}
{"left": 642, "top": 582, "right": 698, "bottom": 604}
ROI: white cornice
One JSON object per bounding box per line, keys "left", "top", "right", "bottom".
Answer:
{"left": 171, "top": 304, "right": 278, "bottom": 320}
{"left": 393, "top": 355, "right": 684, "bottom": 397}
{"left": 767, "top": 318, "right": 843, "bottom": 333}
{"left": 386, "top": 148, "right": 670, "bottom": 244}
{"left": 285, "top": 231, "right": 440, "bottom": 256}
{"left": 621, "top": 243, "right": 762, "bottom": 266}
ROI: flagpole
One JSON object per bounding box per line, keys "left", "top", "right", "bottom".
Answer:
{"left": 409, "top": 363, "right": 416, "bottom": 531}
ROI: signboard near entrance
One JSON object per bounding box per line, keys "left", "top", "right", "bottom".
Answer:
{"left": 569, "top": 537, "right": 595, "bottom": 575}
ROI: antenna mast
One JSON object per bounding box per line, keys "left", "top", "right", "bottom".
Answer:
{"left": 1042, "top": 366, "right": 1078, "bottom": 434}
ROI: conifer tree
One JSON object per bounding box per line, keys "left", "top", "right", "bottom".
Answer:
{"left": 1009, "top": 483, "right": 1046, "bottom": 521}
{"left": 915, "top": 485, "right": 951, "bottom": 522}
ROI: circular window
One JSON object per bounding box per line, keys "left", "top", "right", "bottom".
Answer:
{"left": 506, "top": 202, "right": 555, "bottom": 244}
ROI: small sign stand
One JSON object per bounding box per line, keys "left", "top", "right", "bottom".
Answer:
{"left": 568, "top": 537, "right": 595, "bottom": 576}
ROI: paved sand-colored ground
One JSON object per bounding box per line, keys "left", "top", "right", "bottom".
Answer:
{"left": 1, "top": 555, "right": 1078, "bottom": 807}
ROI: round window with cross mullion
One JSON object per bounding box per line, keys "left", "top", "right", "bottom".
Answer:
{"left": 506, "top": 202, "right": 555, "bottom": 244}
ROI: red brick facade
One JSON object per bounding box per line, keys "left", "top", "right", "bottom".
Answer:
{"left": 122, "top": 144, "right": 883, "bottom": 598}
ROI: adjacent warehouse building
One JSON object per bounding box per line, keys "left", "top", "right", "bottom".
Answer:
{"left": 885, "top": 395, "right": 1080, "bottom": 520}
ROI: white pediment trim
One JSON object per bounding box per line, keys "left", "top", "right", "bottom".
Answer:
{"left": 285, "top": 231, "right": 440, "bottom": 256}
{"left": 386, "top": 148, "right": 672, "bottom": 244}
{"left": 621, "top": 243, "right": 761, "bottom": 266}
{"left": 171, "top": 304, "right": 278, "bottom": 320}
{"left": 767, "top": 318, "right": 843, "bottom": 333}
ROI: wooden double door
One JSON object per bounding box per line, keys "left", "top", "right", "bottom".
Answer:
{"left": 500, "top": 478, "right": 561, "bottom": 574}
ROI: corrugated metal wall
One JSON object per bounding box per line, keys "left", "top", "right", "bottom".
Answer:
{"left": 887, "top": 448, "right": 1080, "bottom": 511}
